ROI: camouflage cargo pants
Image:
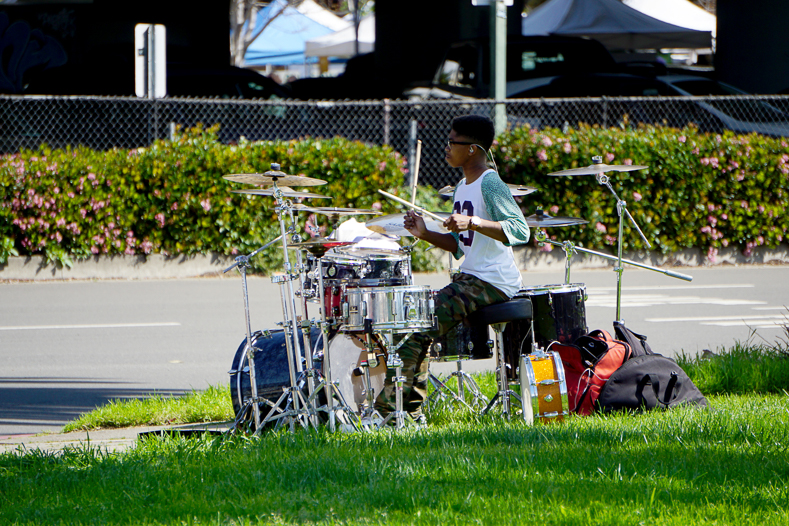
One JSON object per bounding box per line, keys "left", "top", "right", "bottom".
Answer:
{"left": 374, "top": 272, "right": 509, "bottom": 419}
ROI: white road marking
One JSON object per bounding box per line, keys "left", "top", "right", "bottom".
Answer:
{"left": 586, "top": 294, "right": 765, "bottom": 308}
{"left": 645, "top": 314, "right": 787, "bottom": 328}
{"left": 0, "top": 322, "right": 181, "bottom": 331}
{"left": 586, "top": 284, "right": 754, "bottom": 292}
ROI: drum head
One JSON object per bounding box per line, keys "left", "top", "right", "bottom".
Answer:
{"left": 325, "top": 333, "right": 386, "bottom": 414}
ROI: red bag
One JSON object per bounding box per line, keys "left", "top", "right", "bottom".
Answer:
{"left": 549, "top": 330, "right": 632, "bottom": 415}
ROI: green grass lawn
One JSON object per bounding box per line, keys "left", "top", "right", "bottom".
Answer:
{"left": 1, "top": 342, "right": 788, "bottom": 525}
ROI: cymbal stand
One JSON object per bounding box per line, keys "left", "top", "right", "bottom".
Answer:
{"left": 257, "top": 179, "right": 315, "bottom": 432}
{"left": 309, "top": 263, "right": 359, "bottom": 433}
{"left": 284, "top": 202, "right": 321, "bottom": 429}
{"left": 223, "top": 235, "right": 283, "bottom": 432}
{"left": 592, "top": 164, "right": 651, "bottom": 323}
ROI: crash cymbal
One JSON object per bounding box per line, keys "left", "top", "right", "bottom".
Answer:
{"left": 547, "top": 163, "right": 648, "bottom": 176}
{"left": 526, "top": 210, "right": 589, "bottom": 228}
{"left": 366, "top": 212, "right": 450, "bottom": 237}
{"left": 438, "top": 183, "right": 538, "bottom": 197}
{"left": 231, "top": 187, "right": 332, "bottom": 199}
{"left": 289, "top": 238, "right": 355, "bottom": 255}
{"left": 291, "top": 205, "right": 381, "bottom": 217}
{"left": 223, "top": 172, "right": 328, "bottom": 187}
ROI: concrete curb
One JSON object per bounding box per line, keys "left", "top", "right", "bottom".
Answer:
{"left": 2, "top": 245, "right": 787, "bottom": 281}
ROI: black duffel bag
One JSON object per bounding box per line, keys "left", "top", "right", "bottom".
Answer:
{"left": 597, "top": 354, "right": 708, "bottom": 412}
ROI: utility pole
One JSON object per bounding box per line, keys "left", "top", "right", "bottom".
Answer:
{"left": 490, "top": 0, "right": 507, "bottom": 134}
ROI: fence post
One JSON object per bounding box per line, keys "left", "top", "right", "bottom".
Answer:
{"left": 383, "top": 98, "right": 391, "bottom": 146}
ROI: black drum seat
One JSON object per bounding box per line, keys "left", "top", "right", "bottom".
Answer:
{"left": 467, "top": 298, "right": 532, "bottom": 327}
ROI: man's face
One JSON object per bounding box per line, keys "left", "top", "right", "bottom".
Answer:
{"left": 445, "top": 129, "right": 476, "bottom": 168}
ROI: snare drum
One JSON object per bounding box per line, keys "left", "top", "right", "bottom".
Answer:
{"left": 341, "top": 285, "right": 435, "bottom": 333}
{"left": 502, "top": 284, "right": 587, "bottom": 379}
{"left": 519, "top": 351, "right": 568, "bottom": 424}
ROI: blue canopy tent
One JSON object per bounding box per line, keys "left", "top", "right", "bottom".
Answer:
{"left": 244, "top": 0, "right": 344, "bottom": 66}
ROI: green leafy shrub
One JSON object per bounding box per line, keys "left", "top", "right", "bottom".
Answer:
{"left": 0, "top": 126, "right": 446, "bottom": 272}
{"left": 496, "top": 124, "right": 789, "bottom": 260}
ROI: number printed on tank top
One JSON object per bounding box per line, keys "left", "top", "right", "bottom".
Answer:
{"left": 454, "top": 200, "right": 474, "bottom": 247}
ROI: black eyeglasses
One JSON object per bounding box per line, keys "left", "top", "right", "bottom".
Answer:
{"left": 447, "top": 139, "right": 475, "bottom": 148}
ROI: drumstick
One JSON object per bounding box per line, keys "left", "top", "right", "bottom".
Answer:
{"left": 378, "top": 190, "right": 446, "bottom": 223}
{"left": 411, "top": 139, "right": 421, "bottom": 205}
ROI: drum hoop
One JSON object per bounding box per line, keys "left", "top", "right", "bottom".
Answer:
{"left": 346, "top": 284, "right": 432, "bottom": 296}
{"left": 516, "top": 283, "right": 586, "bottom": 296}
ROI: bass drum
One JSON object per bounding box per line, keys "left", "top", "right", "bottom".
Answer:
{"left": 323, "top": 333, "right": 387, "bottom": 414}
{"left": 228, "top": 328, "right": 324, "bottom": 425}
{"left": 502, "top": 284, "right": 588, "bottom": 380}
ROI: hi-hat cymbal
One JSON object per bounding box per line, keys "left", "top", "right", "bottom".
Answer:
{"left": 289, "top": 238, "right": 355, "bottom": 255}
{"left": 224, "top": 172, "right": 328, "bottom": 186}
{"left": 548, "top": 163, "right": 648, "bottom": 176}
{"left": 438, "top": 183, "right": 538, "bottom": 197}
{"left": 231, "top": 187, "right": 332, "bottom": 199}
{"left": 366, "top": 212, "right": 449, "bottom": 237}
{"left": 526, "top": 210, "right": 589, "bottom": 228}
{"left": 292, "top": 205, "right": 381, "bottom": 217}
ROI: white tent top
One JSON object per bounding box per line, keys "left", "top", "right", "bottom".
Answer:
{"left": 305, "top": 15, "right": 375, "bottom": 58}
{"left": 522, "top": 0, "right": 712, "bottom": 50}
{"left": 623, "top": 0, "right": 716, "bottom": 37}
{"left": 295, "top": 0, "right": 350, "bottom": 32}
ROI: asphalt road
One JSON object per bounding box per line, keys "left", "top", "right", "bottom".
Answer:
{"left": 2, "top": 265, "right": 787, "bottom": 436}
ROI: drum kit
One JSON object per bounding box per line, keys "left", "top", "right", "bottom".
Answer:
{"left": 223, "top": 156, "right": 694, "bottom": 433}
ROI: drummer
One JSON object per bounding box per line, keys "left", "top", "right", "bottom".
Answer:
{"left": 375, "top": 114, "right": 531, "bottom": 424}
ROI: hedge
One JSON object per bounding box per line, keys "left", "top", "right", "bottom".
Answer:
{"left": 1, "top": 123, "right": 787, "bottom": 273}
{"left": 498, "top": 124, "right": 788, "bottom": 261}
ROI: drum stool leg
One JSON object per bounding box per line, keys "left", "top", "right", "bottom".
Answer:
{"left": 481, "top": 321, "right": 522, "bottom": 419}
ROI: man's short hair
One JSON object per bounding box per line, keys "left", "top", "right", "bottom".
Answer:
{"left": 451, "top": 115, "right": 495, "bottom": 151}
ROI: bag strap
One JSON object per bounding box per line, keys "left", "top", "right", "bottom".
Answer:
{"left": 636, "top": 374, "right": 666, "bottom": 407}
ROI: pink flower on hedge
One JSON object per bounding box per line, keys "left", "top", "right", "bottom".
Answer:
{"left": 91, "top": 245, "right": 100, "bottom": 254}
{"left": 606, "top": 153, "right": 615, "bottom": 162}
{"left": 740, "top": 201, "right": 748, "bottom": 209}
{"left": 707, "top": 247, "right": 717, "bottom": 262}
{"left": 701, "top": 157, "right": 709, "bottom": 166}
{"left": 722, "top": 239, "right": 729, "bottom": 247}
{"left": 780, "top": 164, "right": 789, "bottom": 175}
{"left": 595, "top": 222, "right": 607, "bottom": 233}
{"left": 632, "top": 192, "right": 642, "bottom": 202}
{"left": 537, "top": 150, "right": 547, "bottom": 161}
{"left": 378, "top": 161, "right": 387, "bottom": 171}
{"left": 56, "top": 218, "right": 66, "bottom": 227}
{"left": 171, "top": 202, "right": 179, "bottom": 211}
{"left": 624, "top": 158, "right": 633, "bottom": 165}
{"left": 200, "top": 199, "right": 211, "bottom": 212}
{"left": 80, "top": 209, "right": 87, "bottom": 219}
{"left": 124, "top": 246, "right": 135, "bottom": 256}
{"left": 550, "top": 205, "right": 560, "bottom": 214}
{"left": 708, "top": 216, "right": 717, "bottom": 227}
{"left": 55, "top": 232, "right": 62, "bottom": 243}
{"left": 701, "top": 226, "right": 712, "bottom": 234}
{"left": 87, "top": 173, "right": 95, "bottom": 181}
{"left": 758, "top": 205, "right": 765, "bottom": 213}
{"left": 563, "top": 142, "right": 572, "bottom": 154}
{"left": 141, "top": 240, "right": 153, "bottom": 254}
{"left": 721, "top": 213, "right": 727, "bottom": 220}
{"left": 541, "top": 136, "right": 552, "bottom": 147}
{"left": 155, "top": 213, "right": 165, "bottom": 227}
{"left": 372, "top": 201, "right": 382, "bottom": 211}
{"left": 737, "top": 172, "right": 745, "bottom": 181}
{"left": 679, "top": 136, "right": 686, "bottom": 143}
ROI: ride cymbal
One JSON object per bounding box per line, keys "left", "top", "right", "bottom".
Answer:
{"left": 547, "top": 163, "right": 648, "bottom": 176}
{"left": 526, "top": 209, "right": 588, "bottom": 228}
{"left": 366, "top": 212, "right": 449, "bottom": 237}
{"left": 438, "top": 183, "right": 538, "bottom": 197}
{"left": 231, "top": 187, "right": 332, "bottom": 199}
{"left": 223, "top": 172, "right": 328, "bottom": 186}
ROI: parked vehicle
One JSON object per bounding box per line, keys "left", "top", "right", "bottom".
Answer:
{"left": 408, "top": 35, "right": 789, "bottom": 137}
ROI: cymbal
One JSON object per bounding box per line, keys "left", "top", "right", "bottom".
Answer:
{"left": 526, "top": 210, "right": 589, "bottom": 228}
{"left": 289, "top": 238, "right": 355, "bottom": 255}
{"left": 292, "top": 205, "right": 381, "bottom": 217}
{"left": 547, "top": 163, "right": 648, "bottom": 176}
{"left": 366, "top": 212, "right": 449, "bottom": 237}
{"left": 224, "top": 172, "right": 328, "bottom": 187}
{"left": 231, "top": 187, "right": 332, "bottom": 199}
{"left": 438, "top": 183, "right": 538, "bottom": 197}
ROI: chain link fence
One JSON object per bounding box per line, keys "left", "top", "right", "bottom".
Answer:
{"left": 3, "top": 95, "right": 789, "bottom": 188}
